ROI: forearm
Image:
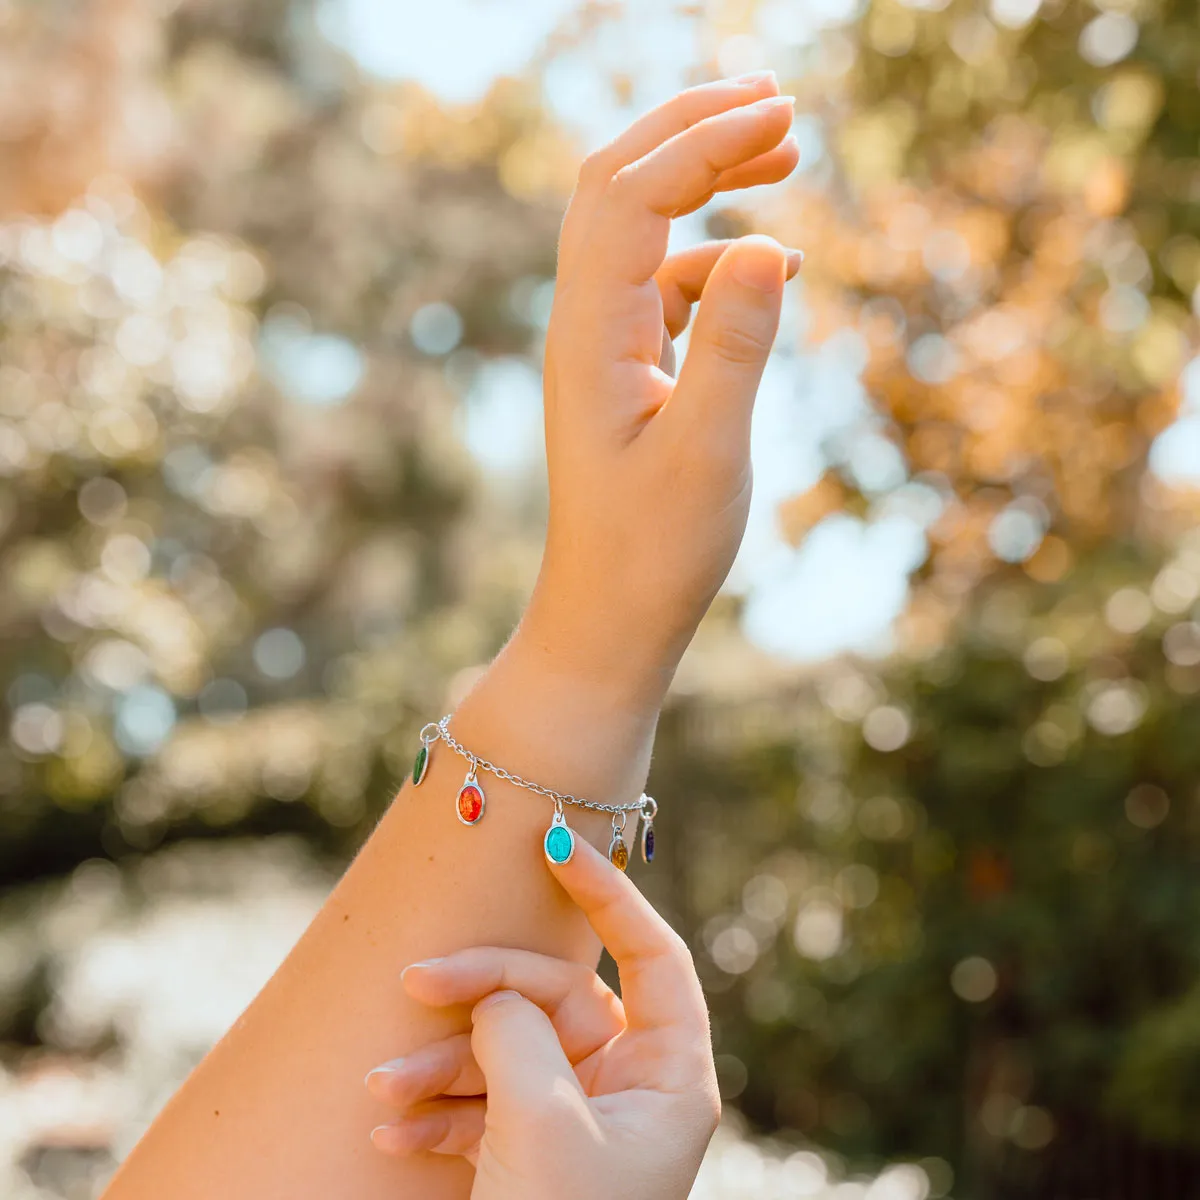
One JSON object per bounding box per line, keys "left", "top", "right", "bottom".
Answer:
{"left": 101, "top": 71, "right": 796, "bottom": 1200}
{"left": 102, "top": 613, "right": 671, "bottom": 1200}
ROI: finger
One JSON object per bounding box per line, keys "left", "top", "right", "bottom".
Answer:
{"left": 469, "top": 990, "right": 586, "bottom": 1115}
{"left": 658, "top": 243, "right": 731, "bottom": 338}
{"left": 657, "top": 241, "right": 803, "bottom": 339}
{"left": 546, "top": 835, "right": 708, "bottom": 1036}
{"left": 672, "top": 135, "right": 802, "bottom": 219}
{"left": 370, "top": 1098, "right": 485, "bottom": 1158}
{"left": 580, "top": 74, "right": 780, "bottom": 186}
{"left": 583, "top": 96, "right": 795, "bottom": 287}
{"left": 559, "top": 73, "right": 780, "bottom": 270}
{"left": 711, "top": 136, "right": 801, "bottom": 194}
{"left": 615, "top": 96, "right": 794, "bottom": 218}
{"left": 403, "top": 948, "right": 625, "bottom": 1062}
{"left": 655, "top": 234, "right": 787, "bottom": 458}
{"left": 365, "top": 1033, "right": 481, "bottom": 1108}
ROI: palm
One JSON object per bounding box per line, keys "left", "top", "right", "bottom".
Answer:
{"left": 574, "top": 1025, "right": 662, "bottom": 1098}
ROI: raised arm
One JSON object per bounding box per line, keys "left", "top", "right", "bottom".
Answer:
{"left": 101, "top": 73, "right": 801, "bottom": 1200}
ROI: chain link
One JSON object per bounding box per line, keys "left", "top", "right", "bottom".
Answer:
{"left": 429, "top": 714, "right": 651, "bottom": 817}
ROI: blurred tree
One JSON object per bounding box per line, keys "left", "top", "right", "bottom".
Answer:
{"left": 0, "top": 0, "right": 565, "bottom": 884}
{"left": 658, "top": 5, "right": 1200, "bottom": 1182}
{"left": 656, "top": 540, "right": 1200, "bottom": 1193}
{"left": 753, "top": 0, "right": 1200, "bottom": 628}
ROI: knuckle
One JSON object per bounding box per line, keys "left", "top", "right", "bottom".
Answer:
{"left": 676, "top": 87, "right": 713, "bottom": 125}
{"left": 462, "top": 948, "right": 505, "bottom": 988}
{"left": 572, "top": 961, "right": 601, "bottom": 991}
{"left": 606, "top": 162, "right": 639, "bottom": 201}
{"left": 709, "top": 323, "right": 771, "bottom": 365}
{"left": 578, "top": 149, "right": 615, "bottom": 188}
{"left": 665, "top": 928, "right": 697, "bottom": 971}
{"left": 704, "top": 1082, "right": 723, "bottom": 1134}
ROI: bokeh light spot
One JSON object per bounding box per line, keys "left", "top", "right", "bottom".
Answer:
{"left": 409, "top": 302, "right": 464, "bottom": 356}
{"left": 254, "top": 628, "right": 307, "bottom": 680}
{"left": 951, "top": 956, "right": 997, "bottom": 1002}
{"left": 115, "top": 685, "right": 176, "bottom": 756}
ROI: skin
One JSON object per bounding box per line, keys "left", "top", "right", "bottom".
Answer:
{"left": 367, "top": 835, "right": 721, "bottom": 1200}
{"left": 101, "top": 71, "right": 801, "bottom": 1200}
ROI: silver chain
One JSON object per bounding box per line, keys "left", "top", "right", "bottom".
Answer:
{"left": 421, "top": 715, "right": 656, "bottom": 820}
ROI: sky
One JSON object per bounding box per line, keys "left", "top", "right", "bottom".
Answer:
{"left": 313, "top": 0, "right": 1200, "bottom": 666}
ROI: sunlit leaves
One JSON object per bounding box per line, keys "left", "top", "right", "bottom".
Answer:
{"left": 765, "top": 0, "right": 1200, "bottom": 625}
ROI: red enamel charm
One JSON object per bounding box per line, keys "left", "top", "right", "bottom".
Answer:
{"left": 456, "top": 780, "right": 485, "bottom": 825}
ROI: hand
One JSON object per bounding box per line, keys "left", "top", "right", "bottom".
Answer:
{"left": 521, "top": 73, "right": 802, "bottom": 700}
{"left": 366, "top": 836, "right": 720, "bottom": 1200}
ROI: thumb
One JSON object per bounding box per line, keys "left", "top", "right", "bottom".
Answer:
{"left": 666, "top": 234, "right": 788, "bottom": 451}
{"left": 470, "top": 990, "right": 585, "bottom": 1116}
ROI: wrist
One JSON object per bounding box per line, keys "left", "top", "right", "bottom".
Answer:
{"left": 441, "top": 610, "right": 667, "bottom": 840}
{"left": 517, "top": 583, "right": 680, "bottom": 717}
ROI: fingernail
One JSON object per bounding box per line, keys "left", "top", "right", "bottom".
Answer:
{"left": 400, "top": 957, "right": 443, "bottom": 981}
{"left": 786, "top": 248, "right": 805, "bottom": 271}
{"left": 731, "top": 237, "right": 786, "bottom": 292}
{"left": 371, "top": 1116, "right": 444, "bottom": 1156}
{"left": 371, "top": 1125, "right": 408, "bottom": 1155}
{"left": 473, "top": 989, "right": 520, "bottom": 1016}
{"left": 364, "top": 1060, "right": 404, "bottom": 1090}
{"left": 753, "top": 95, "right": 795, "bottom": 113}
{"left": 735, "top": 70, "right": 776, "bottom": 86}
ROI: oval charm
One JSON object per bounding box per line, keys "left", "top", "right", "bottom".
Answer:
{"left": 641, "top": 820, "right": 655, "bottom": 864}
{"left": 456, "top": 772, "right": 485, "bottom": 825}
{"left": 608, "top": 835, "right": 629, "bottom": 872}
{"left": 544, "top": 809, "right": 575, "bottom": 865}
{"left": 412, "top": 743, "right": 429, "bottom": 787}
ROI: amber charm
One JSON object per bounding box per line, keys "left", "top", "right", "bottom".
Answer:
{"left": 608, "top": 835, "right": 629, "bottom": 872}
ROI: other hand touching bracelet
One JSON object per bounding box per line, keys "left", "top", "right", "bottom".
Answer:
{"left": 412, "top": 716, "right": 657, "bottom": 871}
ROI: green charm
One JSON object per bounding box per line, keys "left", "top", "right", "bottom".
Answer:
{"left": 412, "top": 743, "right": 429, "bottom": 786}
{"left": 544, "top": 808, "right": 575, "bottom": 865}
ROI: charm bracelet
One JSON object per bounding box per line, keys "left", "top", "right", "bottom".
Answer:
{"left": 412, "top": 715, "right": 657, "bottom": 870}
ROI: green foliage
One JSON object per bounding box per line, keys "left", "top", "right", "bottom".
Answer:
{"left": 0, "top": 0, "right": 562, "bottom": 883}
{"left": 646, "top": 549, "right": 1200, "bottom": 1181}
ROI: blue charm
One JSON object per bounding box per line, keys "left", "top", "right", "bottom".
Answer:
{"left": 544, "top": 807, "right": 575, "bottom": 865}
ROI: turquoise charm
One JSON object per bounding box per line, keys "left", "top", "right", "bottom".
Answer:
{"left": 544, "top": 808, "right": 575, "bottom": 865}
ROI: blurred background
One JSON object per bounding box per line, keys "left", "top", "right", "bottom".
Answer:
{"left": 2, "top": 0, "right": 1199, "bottom": 1197}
